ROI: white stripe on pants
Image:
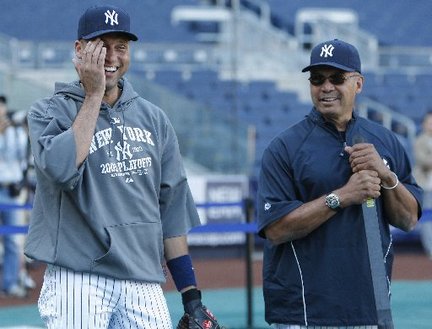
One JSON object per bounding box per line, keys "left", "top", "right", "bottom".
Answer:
{"left": 38, "top": 264, "right": 173, "bottom": 329}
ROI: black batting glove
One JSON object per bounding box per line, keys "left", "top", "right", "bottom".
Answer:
{"left": 177, "top": 288, "right": 226, "bottom": 329}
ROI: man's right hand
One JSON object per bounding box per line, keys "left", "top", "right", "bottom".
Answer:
{"left": 337, "top": 170, "right": 381, "bottom": 207}
{"left": 73, "top": 39, "right": 106, "bottom": 98}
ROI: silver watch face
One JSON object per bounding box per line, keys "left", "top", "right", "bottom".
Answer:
{"left": 326, "top": 193, "right": 340, "bottom": 209}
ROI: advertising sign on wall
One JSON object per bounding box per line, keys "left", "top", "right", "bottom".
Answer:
{"left": 187, "top": 174, "right": 249, "bottom": 246}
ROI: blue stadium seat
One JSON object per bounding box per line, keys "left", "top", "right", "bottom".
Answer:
{"left": 153, "top": 70, "right": 184, "bottom": 87}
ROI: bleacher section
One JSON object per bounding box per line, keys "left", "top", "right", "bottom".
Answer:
{"left": 255, "top": 0, "right": 432, "bottom": 47}
{"left": 0, "top": 0, "right": 431, "bottom": 178}
{"left": 126, "top": 72, "right": 250, "bottom": 174}
{"left": 362, "top": 72, "right": 432, "bottom": 125}
{"left": 142, "top": 68, "right": 311, "bottom": 174}
{"left": 0, "top": 0, "right": 198, "bottom": 43}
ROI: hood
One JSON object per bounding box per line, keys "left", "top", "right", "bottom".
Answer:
{"left": 53, "top": 77, "right": 140, "bottom": 110}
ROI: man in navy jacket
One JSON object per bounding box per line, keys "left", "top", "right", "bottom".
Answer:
{"left": 257, "top": 39, "right": 422, "bottom": 328}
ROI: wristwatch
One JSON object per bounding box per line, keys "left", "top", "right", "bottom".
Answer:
{"left": 325, "top": 193, "right": 341, "bottom": 210}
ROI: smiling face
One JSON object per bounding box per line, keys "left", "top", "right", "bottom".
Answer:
{"left": 99, "top": 33, "right": 130, "bottom": 92}
{"left": 309, "top": 67, "right": 363, "bottom": 131}
{"left": 77, "top": 33, "right": 131, "bottom": 102}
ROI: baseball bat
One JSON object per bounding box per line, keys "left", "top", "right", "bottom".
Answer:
{"left": 353, "top": 135, "right": 394, "bottom": 329}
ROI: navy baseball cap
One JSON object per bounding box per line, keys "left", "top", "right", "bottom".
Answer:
{"left": 77, "top": 5, "right": 138, "bottom": 41}
{"left": 302, "top": 39, "right": 361, "bottom": 73}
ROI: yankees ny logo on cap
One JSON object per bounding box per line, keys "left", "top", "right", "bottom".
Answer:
{"left": 302, "top": 38, "right": 361, "bottom": 73}
{"left": 105, "top": 10, "right": 119, "bottom": 26}
{"left": 77, "top": 4, "right": 138, "bottom": 41}
{"left": 320, "top": 44, "right": 335, "bottom": 58}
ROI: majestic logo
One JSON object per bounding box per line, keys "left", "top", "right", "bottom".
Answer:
{"left": 320, "top": 44, "right": 335, "bottom": 58}
{"left": 264, "top": 202, "right": 271, "bottom": 211}
{"left": 104, "top": 10, "right": 119, "bottom": 26}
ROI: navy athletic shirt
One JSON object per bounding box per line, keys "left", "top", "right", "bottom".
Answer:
{"left": 257, "top": 107, "right": 422, "bottom": 326}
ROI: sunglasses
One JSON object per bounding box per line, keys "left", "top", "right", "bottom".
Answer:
{"left": 308, "top": 73, "right": 360, "bottom": 86}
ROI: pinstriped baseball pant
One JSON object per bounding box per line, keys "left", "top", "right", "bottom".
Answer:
{"left": 38, "top": 264, "right": 173, "bottom": 329}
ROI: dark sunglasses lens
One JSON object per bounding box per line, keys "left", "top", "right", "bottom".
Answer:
{"left": 309, "top": 73, "right": 346, "bottom": 86}
{"left": 329, "top": 74, "right": 346, "bottom": 85}
{"left": 309, "top": 76, "right": 325, "bottom": 86}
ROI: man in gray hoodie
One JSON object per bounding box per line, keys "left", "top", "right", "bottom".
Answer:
{"left": 25, "top": 4, "right": 223, "bottom": 329}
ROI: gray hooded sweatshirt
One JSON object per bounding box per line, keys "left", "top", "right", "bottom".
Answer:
{"left": 24, "top": 78, "right": 200, "bottom": 283}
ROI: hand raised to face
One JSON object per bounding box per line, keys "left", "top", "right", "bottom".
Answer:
{"left": 73, "top": 39, "right": 107, "bottom": 98}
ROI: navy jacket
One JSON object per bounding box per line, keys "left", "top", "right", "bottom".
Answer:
{"left": 257, "top": 108, "right": 422, "bottom": 326}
